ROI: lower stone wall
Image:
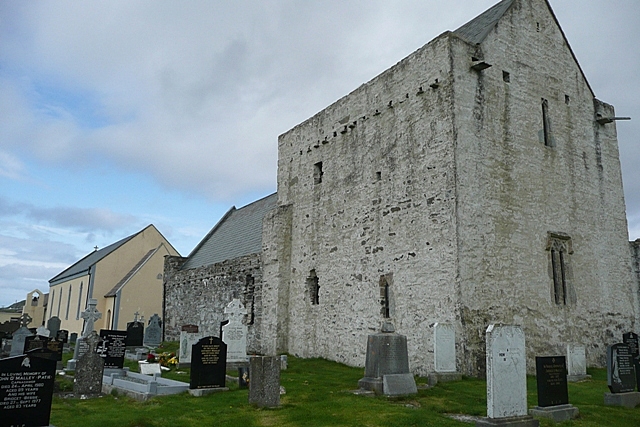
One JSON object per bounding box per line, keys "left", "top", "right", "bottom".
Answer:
{"left": 632, "top": 239, "right": 640, "bottom": 309}
{"left": 163, "top": 254, "right": 263, "bottom": 353}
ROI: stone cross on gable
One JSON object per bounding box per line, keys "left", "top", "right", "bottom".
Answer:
{"left": 81, "top": 299, "right": 102, "bottom": 338}
{"left": 224, "top": 299, "right": 246, "bottom": 322}
{"left": 133, "top": 311, "right": 139, "bottom": 322}
{"left": 19, "top": 313, "right": 33, "bottom": 328}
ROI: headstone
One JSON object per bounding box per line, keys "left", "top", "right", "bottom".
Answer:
{"left": 358, "top": 322, "right": 417, "bottom": 396}
{"left": 221, "top": 299, "right": 248, "bottom": 364}
{"left": 143, "top": 314, "right": 162, "bottom": 347}
{"left": 179, "top": 329, "right": 202, "bottom": 368}
{"left": 280, "top": 354, "right": 288, "bottom": 370}
{"left": 36, "top": 325, "right": 50, "bottom": 338}
{"left": 607, "top": 343, "right": 636, "bottom": 393}
{"left": 24, "top": 335, "right": 49, "bottom": 354}
{"left": 125, "top": 312, "right": 144, "bottom": 347}
{"left": 529, "top": 356, "right": 579, "bottom": 422}
{"left": 181, "top": 324, "right": 199, "bottom": 333}
{"left": 249, "top": 355, "right": 280, "bottom": 407}
{"left": 47, "top": 316, "right": 61, "bottom": 338}
{"left": 98, "top": 330, "right": 128, "bottom": 369}
{"left": 476, "top": 324, "right": 538, "bottom": 427}
{"left": 0, "top": 320, "right": 20, "bottom": 337}
{"left": 429, "top": 322, "right": 462, "bottom": 386}
{"left": 139, "top": 362, "right": 162, "bottom": 375}
{"left": 70, "top": 332, "right": 78, "bottom": 344}
{"left": 74, "top": 331, "right": 104, "bottom": 396}
{"left": 190, "top": 336, "right": 227, "bottom": 390}
{"left": 0, "top": 353, "right": 57, "bottom": 426}
{"left": 566, "top": 345, "right": 590, "bottom": 382}
{"left": 623, "top": 332, "right": 640, "bottom": 391}
{"left": 9, "top": 314, "right": 34, "bottom": 357}
{"left": 68, "top": 301, "right": 102, "bottom": 371}
{"left": 238, "top": 366, "right": 250, "bottom": 389}
{"left": 56, "top": 329, "right": 69, "bottom": 344}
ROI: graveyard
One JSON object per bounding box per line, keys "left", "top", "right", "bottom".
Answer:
{"left": 41, "top": 353, "right": 640, "bottom": 427}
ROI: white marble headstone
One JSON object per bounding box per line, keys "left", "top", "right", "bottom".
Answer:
{"left": 36, "top": 326, "right": 50, "bottom": 338}
{"left": 222, "top": 299, "right": 248, "bottom": 363}
{"left": 485, "top": 324, "right": 527, "bottom": 419}
{"left": 566, "top": 345, "right": 587, "bottom": 376}
{"left": 434, "top": 323, "right": 456, "bottom": 373}
{"left": 178, "top": 331, "right": 202, "bottom": 365}
{"left": 139, "top": 361, "right": 162, "bottom": 375}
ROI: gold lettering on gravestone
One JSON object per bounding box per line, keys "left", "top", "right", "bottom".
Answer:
{"left": 201, "top": 345, "right": 221, "bottom": 365}
{"left": 543, "top": 362, "right": 564, "bottom": 387}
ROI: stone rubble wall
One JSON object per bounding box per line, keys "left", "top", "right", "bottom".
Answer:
{"left": 163, "top": 254, "right": 263, "bottom": 354}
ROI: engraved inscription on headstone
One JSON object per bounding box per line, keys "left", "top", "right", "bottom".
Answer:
{"left": 535, "top": 356, "right": 569, "bottom": 407}
{"left": 222, "top": 299, "right": 248, "bottom": 363}
{"left": 566, "top": 345, "right": 587, "bottom": 377}
{"left": 0, "top": 353, "right": 57, "bottom": 427}
{"left": 56, "top": 329, "right": 69, "bottom": 344}
{"left": 143, "top": 314, "right": 162, "bottom": 347}
{"left": 98, "top": 330, "right": 128, "bottom": 369}
{"left": 607, "top": 343, "right": 636, "bottom": 393}
{"left": 190, "top": 336, "right": 227, "bottom": 389}
{"left": 623, "top": 332, "right": 640, "bottom": 391}
{"left": 24, "top": 335, "right": 48, "bottom": 354}
{"left": 179, "top": 330, "right": 202, "bottom": 367}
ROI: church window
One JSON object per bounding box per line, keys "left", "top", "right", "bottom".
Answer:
{"left": 565, "top": 94, "right": 570, "bottom": 105}
{"left": 502, "top": 71, "right": 510, "bottom": 83}
{"left": 546, "top": 233, "right": 573, "bottom": 305}
{"left": 245, "top": 274, "right": 256, "bottom": 325}
{"left": 76, "top": 282, "right": 84, "bottom": 319}
{"left": 49, "top": 290, "right": 54, "bottom": 319}
{"left": 307, "top": 270, "right": 320, "bottom": 305}
{"left": 66, "top": 286, "right": 72, "bottom": 319}
{"left": 542, "top": 98, "right": 553, "bottom": 147}
{"left": 376, "top": 171, "right": 382, "bottom": 181}
{"left": 57, "top": 289, "right": 62, "bottom": 317}
{"left": 31, "top": 294, "right": 39, "bottom": 306}
{"left": 314, "top": 162, "right": 324, "bottom": 184}
{"left": 380, "top": 275, "right": 391, "bottom": 318}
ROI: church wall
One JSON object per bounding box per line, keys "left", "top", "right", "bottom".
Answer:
{"left": 451, "top": 0, "right": 636, "bottom": 375}
{"left": 163, "top": 254, "right": 263, "bottom": 353}
{"left": 270, "top": 33, "right": 460, "bottom": 375}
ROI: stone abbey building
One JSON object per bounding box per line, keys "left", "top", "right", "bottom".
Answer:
{"left": 164, "top": 0, "right": 639, "bottom": 377}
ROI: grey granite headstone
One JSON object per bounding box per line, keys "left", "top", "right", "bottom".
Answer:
{"left": 249, "top": 355, "right": 280, "bottom": 407}
{"left": 221, "top": 299, "right": 248, "bottom": 364}
{"left": 9, "top": 327, "right": 33, "bottom": 357}
{"left": 358, "top": 322, "right": 416, "bottom": 396}
{"left": 47, "top": 316, "right": 61, "bottom": 338}
{"left": 74, "top": 331, "right": 104, "bottom": 396}
{"left": 70, "top": 332, "right": 78, "bottom": 344}
{"left": 143, "top": 314, "right": 162, "bottom": 347}
{"left": 476, "top": 324, "right": 538, "bottom": 427}
{"left": 179, "top": 330, "right": 202, "bottom": 368}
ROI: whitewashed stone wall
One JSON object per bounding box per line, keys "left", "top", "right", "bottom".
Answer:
{"left": 163, "top": 254, "right": 263, "bottom": 354}
{"left": 260, "top": 0, "right": 637, "bottom": 377}
{"left": 452, "top": 0, "right": 636, "bottom": 375}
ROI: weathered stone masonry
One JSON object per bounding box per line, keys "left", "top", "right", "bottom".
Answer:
{"left": 163, "top": 253, "right": 263, "bottom": 353}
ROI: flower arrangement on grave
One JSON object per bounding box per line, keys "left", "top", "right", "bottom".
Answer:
{"left": 157, "top": 352, "right": 177, "bottom": 368}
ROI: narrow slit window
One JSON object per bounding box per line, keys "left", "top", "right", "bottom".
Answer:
{"left": 66, "top": 286, "right": 72, "bottom": 320}
{"left": 76, "top": 282, "right": 83, "bottom": 319}
{"left": 307, "top": 270, "right": 320, "bottom": 305}
{"left": 542, "top": 98, "right": 552, "bottom": 147}
{"left": 547, "top": 233, "right": 572, "bottom": 305}
{"left": 245, "top": 275, "right": 255, "bottom": 325}
{"left": 314, "top": 162, "right": 323, "bottom": 184}
{"left": 502, "top": 71, "right": 510, "bottom": 83}
{"left": 380, "top": 276, "right": 390, "bottom": 318}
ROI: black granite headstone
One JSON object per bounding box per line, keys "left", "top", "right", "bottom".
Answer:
{"left": 125, "top": 321, "right": 144, "bottom": 347}
{"left": 535, "top": 356, "right": 569, "bottom": 407}
{"left": 0, "top": 353, "right": 57, "bottom": 427}
{"left": 99, "top": 329, "right": 128, "bottom": 368}
{"left": 56, "top": 329, "right": 69, "bottom": 344}
{"left": 607, "top": 343, "right": 637, "bottom": 393}
{"left": 623, "top": 332, "right": 640, "bottom": 391}
{"left": 69, "top": 332, "right": 78, "bottom": 344}
{"left": 23, "top": 335, "right": 49, "bottom": 354}
{"left": 190, "top": 336, "right": 227, "bottom": 390}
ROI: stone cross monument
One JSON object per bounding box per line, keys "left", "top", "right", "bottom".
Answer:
{"left": 81, "top": 299, "right": 102, "bottom": 338}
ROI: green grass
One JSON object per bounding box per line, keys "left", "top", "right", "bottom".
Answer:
{"left": 50, "top": 356, "right": 640, "bottom": 427}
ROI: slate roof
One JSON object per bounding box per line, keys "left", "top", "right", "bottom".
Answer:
{"left": 454, "top": 0, "right": 515, "bottom": 44}
{"left": 181, "top": 193, "right": 277, "bottom": 270}
{"left": 104, "top": 247, "right": 159, "bottom": 297}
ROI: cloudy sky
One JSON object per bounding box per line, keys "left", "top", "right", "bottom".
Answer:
{"left": 0, "top": 0, "right": 638, "bottom": 308}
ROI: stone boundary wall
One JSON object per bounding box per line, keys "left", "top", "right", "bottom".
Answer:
{"left": 632, "top": 240, "right": 640, "bottom": 305}
{"left": 163, "top": 254, "right": 263, "bottom": 353}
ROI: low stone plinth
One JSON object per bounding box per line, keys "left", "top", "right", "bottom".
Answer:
{"left": 428, "top": 371, "right": 462, "bottom": 386}
{"left": 476, "top": 415, "right": 539, "bottom": 427}
{"left": 188, "top": 387, "right": 229, "bottom": 397}
{"left": 604, "top": 391, "right": 640, "bottom": 408}
{"left": 382, "top": 374, "right": 417, "bottom": 396}
{"left": 529, "top": 404, "right": 579, "bottom": 422}
{"left": 102, "top": 370, "right": 189, "bottom": 401}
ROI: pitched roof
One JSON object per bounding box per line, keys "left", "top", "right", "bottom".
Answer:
{"left": 49, "top": 225, "right": 156, "bottom": 285}
{"left": 454, "top": 0, "right": 515, "bottom": 44}
{"left": 104, "top": 246, "right": 160, "bottom": 297}
{"left": 181, "top": 193, "right": 277, "bottom": 270}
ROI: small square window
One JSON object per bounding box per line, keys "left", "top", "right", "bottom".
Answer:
{"left": 314, "top": 162, "right": 323, "bottom": 184}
